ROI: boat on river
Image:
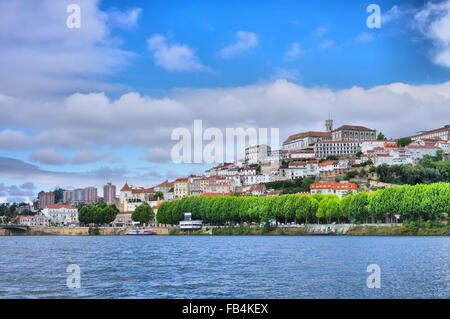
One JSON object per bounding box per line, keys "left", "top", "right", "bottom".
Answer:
{"left": 127, "top": 229, "right": 153, "bottom": 235}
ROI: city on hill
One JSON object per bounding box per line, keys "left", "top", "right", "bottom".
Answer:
{"left": 1, "top": 121, "right": 449, "bottom": 231}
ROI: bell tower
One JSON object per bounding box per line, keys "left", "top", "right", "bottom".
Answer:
{"left": 325, "top": 113, "right": 333, "bottom": 132}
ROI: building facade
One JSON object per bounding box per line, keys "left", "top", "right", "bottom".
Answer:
{"left": 331, "top": 125, "right": 376, "bottom": 142}
{"left": 283, "top": 131, "right": 331, "bottom": 151}
{"left": 310, "top": 182, "right": 358, "bottom": 198}
{"left": 314, "top": 141, "right": 361, "bottom": 158}
{"left": 245, "top": 144, "right": 271, "bottom": 165}
{"left": 42, "top": 204, "right": 78, "bottom": 226}
{"left": 39, "top": 192, "right": 55, "bottom": 209}
{"left": 103, "top": 183, "right": 116, "bottom": 204}
{"left": 410, "top": 125, "right": 450, "bottom": 141}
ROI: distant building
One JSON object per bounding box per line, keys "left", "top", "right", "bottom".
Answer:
{"left": 16, "top": 214, "right": 48, "bottom": 227}
{"left": 103, "top": 183, "right": 116, "bottom": 204}
{"left": 39, "top": 192, "right": 55, "bottom": 209}
{"left": 84, "top": 187, "right": 98, "bottom": 204}
{"left": 410, "top": 125, "right": 450, "bottom": 141}
{"left": 154, "top": 180, "right": 174, "bottom": 200}
{"left": 310, "top": 182, "right": 358, "bottom": 198}
{"left": 174, "top": 178, "right": 189, "bottom": 199}
{"left": 74, "top": 188, "right": 85, "bottom": 205}
{"left": 331, "top": 125, "right": 376, "bottom": 142}
{"left": 283, "top": 131, "right": 331, "bottom": 151}
{"left": 315, "top": 141, "right": 361, "bottom": 158}
{"left": 42, "top": 204, "right": 78, "bottom": 226}
{"left": 62, "top": 190, "right": 74, "bottom": 204}
{"left": 245, "top": 144, "right": 271, "bottom": 165}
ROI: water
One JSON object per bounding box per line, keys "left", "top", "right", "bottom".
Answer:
{"left": 0, "top": 236, "right": 448, "bottom": 298}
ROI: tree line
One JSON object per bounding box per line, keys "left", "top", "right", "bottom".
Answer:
{"left": 376, "top": 151, "right": 449, "bottom": 185}
{"left": 78, "top": 201, "right": 119, "bottom": 226}
{"left": 156, "top": 183, "right": 449, "bottom": 225}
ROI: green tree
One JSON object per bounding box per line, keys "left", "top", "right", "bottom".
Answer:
{"left": 132, "top": 203, "right": 154, "bottom": 225}
{"left": 377, "top": 132, "right": 387, "bottom": 140}
{"left": 397, "top": 137, "right": 412, "bottom": 147}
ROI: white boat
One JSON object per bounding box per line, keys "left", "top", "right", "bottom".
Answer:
{"left": 127, "top": 229, "right": 153, "bottom": 235}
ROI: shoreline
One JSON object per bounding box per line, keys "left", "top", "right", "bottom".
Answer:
{"left": 1, "top": 224, "right": 448, "bottom": 236}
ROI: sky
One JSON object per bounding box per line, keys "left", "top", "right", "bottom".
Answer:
{"left": 1, "top": 0, "right": 450, "bottom": 202}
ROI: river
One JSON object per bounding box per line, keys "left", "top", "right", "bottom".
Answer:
{"left": 0, "top": 236, "right": 448, "bottom": 298}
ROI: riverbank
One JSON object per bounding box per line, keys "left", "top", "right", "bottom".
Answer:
{"left": 1, "top": 224, "right": 448, "bottom": 236}
{"left": 171, "top": 224, "right": 450, "bottom": 236}
{"left": 0, "top": 226, "right": 170, "bottom": 236}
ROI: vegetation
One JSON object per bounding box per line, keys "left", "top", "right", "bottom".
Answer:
{"left": 131, "top": 203, "right": 155, "bottom": 225}
{"left": 156, "top": 183, "right": 449, "bottom": 226}
{"left": 377, "top": 132, "right": 387, "bottom": 141}
{"left": 397, "top": 137, "right": 412, "bottom": 147}
{"left": 264, "top": 177, "right": 315, "bottom": 194}
{"left": 78, "top": 201, "right": 119, "bottom": 226}
{"left": 376, "top": 151, "right": 449, "bottom": 184}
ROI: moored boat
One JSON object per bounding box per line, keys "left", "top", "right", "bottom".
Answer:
{"left": 127, "top": 229, "right": 153, "bottom": 235}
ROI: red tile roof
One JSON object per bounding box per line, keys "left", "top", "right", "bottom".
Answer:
{"left": 46, "top": 204, "right": 77, "bottom": 209}
{"left": 285, "top": 131, "right": 331, "bottom": 142}
{"left": 121, "top": 183, "right": 131, "bottom": 191}
{"left": 333, "top": 125, "right": 374, "bottom": 131}
{"left": 310, "top": 182, "right": 358, "bottom": 190}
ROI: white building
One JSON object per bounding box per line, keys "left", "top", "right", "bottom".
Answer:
{"left": 283, "top": 131, "right": 331, "bottom": 151}
{"left": 42, "top": 204, "right": 78, "bottom": 226}
{"left": 310, "top": 182, "right": 358, "bottom": 198}
{"left": 245, "top": 144, "right": 271, "bottom": 165}
{"left": 410, "top": 125, "right": 450, "bottom": 141}
{"left": 315, "top": 141, "right": 361, "bottom": 158}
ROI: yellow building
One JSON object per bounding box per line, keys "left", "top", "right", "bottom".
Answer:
{"left": 174, "top": 178, "right": 189, "bottom": 199}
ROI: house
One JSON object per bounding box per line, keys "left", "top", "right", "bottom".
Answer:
{"left": 42, "top": 204, "right": 78, "bottom": 226}
{"left": 310, "top": 182, "right": 358, "bottom": 198}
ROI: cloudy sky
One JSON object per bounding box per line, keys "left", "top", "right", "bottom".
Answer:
{"left": 1, "top": 0, "right": 450, "bottom": 202}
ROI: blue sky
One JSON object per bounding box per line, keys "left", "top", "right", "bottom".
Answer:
{"left": 0, "top": 0, "right": 450, "bottom": 202}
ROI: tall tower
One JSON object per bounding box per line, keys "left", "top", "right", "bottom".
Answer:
{"left": 325, "top": 113, "right": 333, "bottom": 132}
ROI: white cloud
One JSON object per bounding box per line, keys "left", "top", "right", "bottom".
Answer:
{"left": 0, "top": 0, "right": 134, "bottom": 97}
{"left": 1, "top": 80, "right": 449, "bottom": 163}
{"left": 30, "top": 148, "right": 68, "bottom": 166}
{"left": 319, "top": 40, "right": 336, "bottom": 50}
{"left": 355, "top": 32, "right": 375, "bottom": 43}
{"left": 218, "top": 31, "right": 259, "bottom": 58}
{"left": 0, "top": 129, "right": 31, "bottom": 150}
{"left": 414, "top": 0, "right": 450, "bottom": 68}
{"left": 313, "top": 27, "right": 328, "bottom": 38}
{"left": 147, "top": 34, "right": 207, "bottom": 71}
{"left": 108, "top": 8, "right": 142, "bottom": 29}
{"left": 285, "top": 42, "right": 302, "bottom": 60}
{"left": 72, "top": 150, "right": 112, "bottom": 164}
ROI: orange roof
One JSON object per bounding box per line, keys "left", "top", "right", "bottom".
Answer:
{"left": 285, "top": 131, "right": 331, "bottom": 142}
{"left": 46, "top": 204, "right": 77, "bottom": 209}
{"left": 175, "top": 178, "right": 188, "bottom": 182}
{"left": 333, "top": 125, "right": 374, "bottom": 131}
{"left": 310, "top": 182, "right": 358, "bottom": 190}
{"left": 289, "top": 161, "right": 307, "bottom": 166}
{"left": 157, "top": 181, "right": 174, "bottom": 188}
{"left": 121, "top": 183, "right": 131, "bottom": 191}
{"left": 318, "top": 160, "right": 336, "bottom": 166}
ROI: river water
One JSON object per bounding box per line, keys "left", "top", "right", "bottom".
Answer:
{"left": 0, "top": 236, "right": 448, "bottom": 298}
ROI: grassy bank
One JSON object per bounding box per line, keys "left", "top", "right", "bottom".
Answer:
{"left": 347, "top": 224, "right": 449, "bottom": 236}
{"left": 170, "top": 225, "right": 306, "bottom": 236}
{"left": 169, "top": 223, "right": 449, "bottom": 236}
